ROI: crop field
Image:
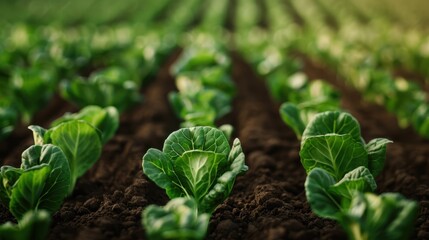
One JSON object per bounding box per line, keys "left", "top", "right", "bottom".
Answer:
{"left": 1, "top": 0, "right": 429, "bottom": 239}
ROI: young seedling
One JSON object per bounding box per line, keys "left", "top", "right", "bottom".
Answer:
{"left": 142, "top": 126, "right": 248, "bottom": 213}
{"left": 142, "top": 197, "right": 209, "bottom": 240}
{"left": 60, "top": 67, "right": 141, "bottom": 112}
{"left": 300, "top": 111, "right": 417, "bottom": 239}
{"left": 51, "top": 105, "right": 119, "bottom": 144}
{"left": 29, "top": 120, "right": 102, "bottom": 194}
{"left": 0, "top": 145, "right": 71, "bottom": 220}
{"left": 0, "top": 210, "right": 51, "bottom": 240}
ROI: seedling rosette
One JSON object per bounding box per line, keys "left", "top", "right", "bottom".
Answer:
{"left": 142, "top": 126, "right": 248, "bottom": 213}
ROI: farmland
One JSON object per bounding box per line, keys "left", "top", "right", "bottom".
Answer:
{"left": 1, "top": 0, "right": 429, "bottom": 239}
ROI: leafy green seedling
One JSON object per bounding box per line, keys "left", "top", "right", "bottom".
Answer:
{"left": 305, "top": 167, "right": 376, "bottom": 220}
{"left": 0, "top": 145, "right": 71, "bottom": 220}
{"left": 175, "top": 67, "right": 235, "bottom": 96}
{"left": 279, "top": 80, "right": 340, "bottom": 139}
{"left": 300, "top": 111, "right": 392, "bottom": 181}
{"left": 169, "top": 88, "right": 231, "bottom": 128}
{"left": 61, "top": 67, "right": 141, "bottom": 112}
{"left": 51, "top": 105, "right": 119, "bottom": 144}
{"left": 0, "top": 210, "right": 51, "bottom": 240}
{"left": 142, "top": 197, "right": 209, "bottom": 240}
{"left": 171, "top": 48, "right": 230, "bottom": 76}
{"left": 142, "top": 126, "right": 248, "bottom": 213}
{"left": 11, "top": 67, "right": 57, "bottom": 123}
{"left": 29, "top": 120, "right": 101, "bottom": 194}
{"left": 341, "top": 192, "right": 418, "bottom": 240}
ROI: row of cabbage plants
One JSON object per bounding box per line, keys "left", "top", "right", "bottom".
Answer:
{"left": 288, "top": 0, "right": 429, "bottom": 139}
{"left": 141, "top": 30, "right": 248, "bottom": 239}
{"left": 0, "top": 105, "right": 119, "bottom": 239}
{"left": 234, "top": 0, "right": 421, "bottom": 238}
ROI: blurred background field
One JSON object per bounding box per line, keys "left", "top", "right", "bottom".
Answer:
{"left": 0, "top": 0, "right": 428, "bottom": 29}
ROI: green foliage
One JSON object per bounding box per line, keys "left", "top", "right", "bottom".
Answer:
{"left": 302, "top": 111, "right": 362, "bottom": 143}
{"left": 60, "top": 66, "right": 141, "bottom": 112}
{"left": 10, "top": 67, "right": 57, "bottom": 123}
{"left": 279, "top": 80, "right": 340, "bottom": 139}
{"left": 169, "top": 88, "right": 231, "bottom": 127}
{"left": 0, "top": 104, "right": 17, "bottom": 140}
{"left": 341, "top": 192, "right": 418, "bottom": 240}
{"left": 51, "top": 105, "right": 119, "bottom": 144}
{"left": 300, "top": 111, "right": 392, "bottom": 180}
{"left": 305, "top": 167, "right": 376, "bottom": 220}
{"left": 0, "top": 145, "right": 71, "bottom": 220}
{"left": 142, "top": 126, "right": 248, "bottom": 213}
{"left": 169, "top": 44, "right": 235, "bottom": 128}
{"left": 0, "top": 210, "right": 51, "bottom": 240}
{"left": 300, "top": 134, "right": 368, "bottom": 181}
{"left": 142, "top": 197, "right": 210, "bottom": 240}
{"left": 279, "top": 103, "right": 306, "bottom": 138}
{"left": 171, "top": 48, "right": 230, "bottom": 76}
{"left": 301, "top": 111, "right": 416, "bottom": 239}
{"left": 29, "top": 120, "right": 102, "bottom": 193}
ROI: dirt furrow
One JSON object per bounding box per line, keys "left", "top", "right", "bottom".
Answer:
{"left": 207, "top": 52, "right": 346, "bottom": 240}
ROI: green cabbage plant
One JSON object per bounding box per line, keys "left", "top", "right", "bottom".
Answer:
{"left": 142, "top": 126, "right": 248, "bottom": 213}
{"left": 142, "top": 197, "right": 209, "bottom": 240}
{"left": 0, "top": 145, "right": 70, "bottom": 220}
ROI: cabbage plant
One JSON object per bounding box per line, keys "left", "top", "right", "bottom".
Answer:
{"left": 51, "top": 105, "right": 119, "bottom": 144}
{"left": 0, "top": 210, "right": 51, "bottom": 240}
{"left": 340, "top": 192, "right": 418, "bottom": 240}
{"left": 142, "top": 126, "right": 248, "bottom": 213}
{"left": 61, "top": 66, "right": 141, "bottom": 112}
{"left": 29, "top": 120, "right": 101, "bottom": 194}
{"left": 300, "top": 111, "right": 417, "bottom": 239}
{"left": 142, "top": 197, "right": 209, "bottom": 240}
{"left": 0, "top": 145, "right": 71, "bottom": 220}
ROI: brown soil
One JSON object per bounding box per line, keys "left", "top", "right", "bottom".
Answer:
{"left": 1, "top": 49, "right": 429, "bottom": 240}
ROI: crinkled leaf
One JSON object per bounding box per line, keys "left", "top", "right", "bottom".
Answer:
{"left": 343, "top": 192, "right": 418, "bottom": 240}
{"left": 200, "top": 138, "right": 248, "bottom": 213}
{"left": 302, "top": 111, "right": 362, "bottom": 144}
{"left": 300, "top": 134, "right": 368, "bottom": 181}
{"left": 365, "top": 138, "right": 392, "bottom": 176}
{"left": 175, "top": 151, "right": 228, "bottom": 204}
{"left": 51, "top": 105, "right": 119, "bottom": 144}
{"left": 0, "top": 167, "right": 23, "bottom": 207}
{"left": 163, "top": 127, "right": 230, "bottom": 160}
{"left": 142, "top": 197, "right": 210, "bottom": 240}
{"left": 279, "top": 102, "right": 306, "bottom": 139}
{"left": 10, "top": 165, "right": 51, "bottom": 220}
{"left": 142, "top": 148, "right": 182, "bottom": 199}
{"left": 0, "top": 210, "right": 51, "bottom": 240}
{"left": 20, "top": 144, "right": 71, "bottom": 215}
{"left": 329, "top": 166, "right": 377, "bottom": 208}
{"left": 143, "top": 127, "right": 248, "bottom": 213}
{"left": 28, "top": 125, "right": 48, "bottom": 145}
{"left": 305, "top": 168, "right": 341, "bottom": 220}
{"left": 49, "top": 120, "right": 102, "bottom": 193}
